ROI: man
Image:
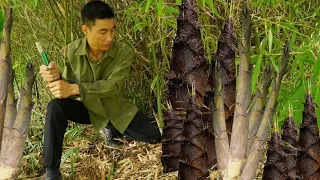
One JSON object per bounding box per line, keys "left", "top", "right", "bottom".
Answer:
{"left": 39, "top": 1, "right": 161, "bottom": 179}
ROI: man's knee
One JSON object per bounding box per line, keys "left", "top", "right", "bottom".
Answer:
{"left": 47, "top": 99, "right": 65, "bottom": 112}
{"left": 46, "top": 99, "right": 66, "bottom": 121}
{"left": 45, "top": 99, "right": 70, "bottom": 128}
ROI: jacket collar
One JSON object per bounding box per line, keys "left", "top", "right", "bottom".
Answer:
{"left": 74, "top": 37, "right": 115, "bottom": 59}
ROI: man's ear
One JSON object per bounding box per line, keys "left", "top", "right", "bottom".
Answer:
{"left": 81, "top": 25, "right": 88, "bottom": 35}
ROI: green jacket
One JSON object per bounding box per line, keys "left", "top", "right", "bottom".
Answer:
{"left": 62, "top": 37, "right": 138, "bottom": 133}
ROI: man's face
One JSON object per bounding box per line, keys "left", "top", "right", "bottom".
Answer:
{"left": 82, "top": 18, "right": 116, "bottom": 51}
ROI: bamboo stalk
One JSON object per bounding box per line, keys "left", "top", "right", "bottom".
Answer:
{"left": 0, "top": 63, "right": 15, "bottom": 155}
{"left": 0, "top": 8, "right": 12, "bottom": 152}
{"left": 0, "top": 63, "right": 35, "bottom": 179}
{"left": 241, "top": 41, "right": 290, "bottom": 180}
{"left": 64, "top": 0, "right": 68, "bottom": 53}
{"left": 227, "top": 1, "right": 252, "bottom": 178}
{"left": 211, "top": 62, "right": 229, "bottom": 178}
{"left": 4, "top": 70, "right": 16, "bottom": 129}
{"left": 246, "top": 64, "right": 272, "bottom": 157}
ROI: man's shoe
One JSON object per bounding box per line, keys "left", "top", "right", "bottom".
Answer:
{"left": 46, "top": 173, "right": 62, "bottom": 180}
{"left": 102, "top": 128, "right": 123, "bottom": 147}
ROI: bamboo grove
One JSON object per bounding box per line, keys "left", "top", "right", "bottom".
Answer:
{"left": 161, "top": 0, "right": 319, "bottom": 179}
{"left": 0, "top": 0, "right": 318, "bottom": 179}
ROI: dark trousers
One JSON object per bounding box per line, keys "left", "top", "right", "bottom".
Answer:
{"left": 43, "top": 98, "right": 161, "bottom": 168}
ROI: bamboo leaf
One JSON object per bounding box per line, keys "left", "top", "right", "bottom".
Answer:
{"left": 314, "top": 86, "right": 320, "bottom": 106}
{"left": 268, "top": 28, "right": 273, "bottom": 53}
{"left": 315, "top": 87, "right": 320, "bottom": 126}
{"left": 297, "top": 54, "right": 305, "bottom": 80}
{"left": 7, "top": 4, "right": 21, "bottom": 9}
{"left": 162, "top": 19, "right": 176, "bottom": 29}
{"left": 71, "top": 152, "right": 74, "bottom": 175}
{"left": 260, "top": 36, "right": 268, "bottom": 53}
{"left": 157, "top": 0, "right": 164, "bottom": 21}
{"left": 0, "top": 9, "right": 4, "bottom": 39}
{"left": 290, "top": 32, "right": 297, "bottom": 48}
{"left": 251, "top": 54, "right": 262, "bottom": 93}
{"left": 150, "top": 75, "right": 158, "bottom": 91}
{"left": 198, "top": 0, "right": 205, "bottom": 9}
{"left": 175, "top": 0, "right": 182, "bottom": 5}
{"left": 145, "top": 0, "right": 153, "bottom": 14}
{"left": 312, "top": 54, "right": 320, "bottom": 81}
{"left": 107, "top": 163, "right": 115, "bottom": 180}
{"left": 163, "top": 6, "right": 180, "bottom": 15}
{"left": 133, "top": 21, "right": 147, "bottom": 34}
{"left": 206, "top": 0, "right": 221, "bottom": 18}
{"left": 270, "top": 56, "right": 279, "bottom": 73}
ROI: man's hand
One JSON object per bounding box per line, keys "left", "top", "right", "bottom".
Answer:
{"left": 48, "top": 80, "right": 80, "bottom": 99}
{"left": 39, "top": 61, "right": 60, "bottom": 83}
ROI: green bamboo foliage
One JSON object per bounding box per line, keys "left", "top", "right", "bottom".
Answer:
{"left": 242, "top": 40, "right": 290, "bottom": 180}
{"left": 0, "top": 8, "right": 12, "bottom": 152}
{"left": 227, "top": 1, "right": 252, "bottom": 178}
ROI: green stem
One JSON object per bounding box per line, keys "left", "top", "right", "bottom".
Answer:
{"left": 246, "top": 64, "right": 272, "bottom": 157}
{"left": 147, "top": 16, "right": 163, "bottom": 134}
{"left": 241, "top": 41, "right": 290, "bottom": 180}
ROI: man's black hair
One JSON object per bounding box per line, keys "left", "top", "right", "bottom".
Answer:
{"left": 81, "top": 1, "right": 115, "bottom": 28}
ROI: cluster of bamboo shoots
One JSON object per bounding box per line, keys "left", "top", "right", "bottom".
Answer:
{"left": 0, "top": 9, "right": 36, "bottom": 180}
{"left": 161, "top": 0, "right": 210, "bottom": 178}
{"left": 162, "top": 0, "right": 292, "bottom": 179}
{"left": 263, "top": 93, "right": 320, "bottom": 180}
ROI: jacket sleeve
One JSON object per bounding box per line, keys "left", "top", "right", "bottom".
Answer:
{"left": 61, "top": 46, "right": 79, "bottom": 100}
{"left": 61, "top": 61, "right": 76, "bottom": 84}
{"left": 78, "top": 48, "right": 135, "bottom": 100}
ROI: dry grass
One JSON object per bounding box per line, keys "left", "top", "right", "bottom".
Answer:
{"left": 18, "top": 125, "right": 222, "bottom": 180}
